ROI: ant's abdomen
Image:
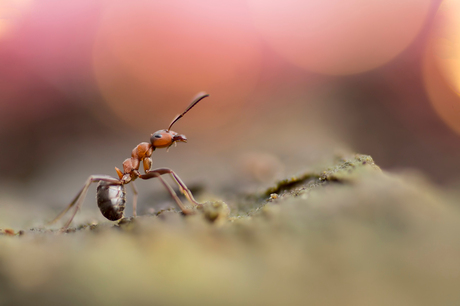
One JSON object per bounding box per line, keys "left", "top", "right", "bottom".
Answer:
{"left": 96, "top": 182, "right": 126, "bottom": 221}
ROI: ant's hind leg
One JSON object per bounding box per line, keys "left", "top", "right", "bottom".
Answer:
{"left": 48, "top": 175, "right": 121, "bottom": 230}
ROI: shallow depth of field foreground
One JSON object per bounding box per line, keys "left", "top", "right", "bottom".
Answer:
{"left": 1, "top": 155, "right": 460, "bottom": 306}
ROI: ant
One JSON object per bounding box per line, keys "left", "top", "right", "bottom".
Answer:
{"left": 49, "top": 92, "right": 210, "bottom": 229}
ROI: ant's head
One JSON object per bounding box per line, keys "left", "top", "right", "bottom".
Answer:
{"left": 150, "top": 129, "right": 187, "bottom": 149}
{"left": 149, "top": 92, "right": 209, "bottom": 150}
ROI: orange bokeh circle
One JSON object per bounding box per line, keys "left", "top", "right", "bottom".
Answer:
{"left": 424, "top": 0, "right": 460, "bottom": 136}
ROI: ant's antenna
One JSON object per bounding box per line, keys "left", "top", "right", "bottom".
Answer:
{"left": 167, "top": 92, "right": 210, "bottom": 131}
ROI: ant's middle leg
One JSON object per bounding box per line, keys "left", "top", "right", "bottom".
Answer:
{"left": 131, "top": 182, "right": 139, "bottom": 217}
{"left": 48, "top": 175, "right": 122, "bottom": 229}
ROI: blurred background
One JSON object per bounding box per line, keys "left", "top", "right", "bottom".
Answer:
{"left": 0, "top": 0, "right": 459, "bottom": 227}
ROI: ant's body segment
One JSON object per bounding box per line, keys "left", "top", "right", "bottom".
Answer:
{"left": 50, "top": 93, "right": 210, "bottom": 229}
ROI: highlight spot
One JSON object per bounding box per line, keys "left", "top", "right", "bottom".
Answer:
{"left": 248, "top": 0, "right": 431, "bottom": 75}
{"left": 93, "top": 1, "right": 261, "bottom": 132}
{"left": 424, "top": 0, "right": 460, "bottom": 136}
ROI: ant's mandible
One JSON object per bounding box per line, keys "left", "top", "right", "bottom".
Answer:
{"left": 49, "top": 92, "right": 210, "bottom": 229}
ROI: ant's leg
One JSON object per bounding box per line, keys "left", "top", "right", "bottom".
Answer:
{"left": 139, "top": 169, "right": 196, "bottom": 214}
{"left": 168, "top": 171, "right": 201, "bottom": 206}
{"left": 62, "top": 176, "right": 122, "bottom": 229}
{"left": 131, "top": 182, "right": 139, "bottom": 217}
{"left": 48, "top": 175, "right": 121, "bottom": 229}
{"left": 139, "top": 170, "right": 192, "bottom": 215}
{"left": 140, "top": 168, "right": 202, "bottom": 206}
{"left": 47, "top": 189, "right": 82, "bottom": 226}
{"left": 156, "top": 174, "right": 194, "bottom": 214}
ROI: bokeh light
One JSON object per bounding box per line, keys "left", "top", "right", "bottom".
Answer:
{"left": 248, "top": 0, "right": 432, "bottom": 75}
{"left": 424, "top": 0, "right": 460, "bottom": 136}
{"left": 16, "top": 1, "right": 102, "bottom": 89}
{"left": 429, "top": 0, "right": 460, "bottom": 94}
{"left": 93, "top": 0, "right": 262, "bottom": 132}
{"left": 0, "top": 1, "right": 102, "bottom": 133}
{"left": 0, "top": 0, "right": 33, "bottom": 40}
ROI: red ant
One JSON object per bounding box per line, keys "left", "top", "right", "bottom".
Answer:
{"left": 49, "top": 93, "right": 210, "bottom": 229}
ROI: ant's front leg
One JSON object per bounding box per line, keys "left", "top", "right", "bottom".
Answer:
{"left": 141, "top": 158, "right": 196, "bottom": 213}
{"left": 152, "top": 173, "right": 194, "bottom": 215}
{"left": 140, "top": 168, "right": 203, "bottom": 210}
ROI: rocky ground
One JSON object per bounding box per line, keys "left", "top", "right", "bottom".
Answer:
{"left": 1, "top": 154, "right": 459, "bottom": 306}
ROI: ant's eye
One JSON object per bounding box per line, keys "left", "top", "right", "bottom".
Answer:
{"left": 154, "top": 134, "right": 162, "bottom": 138}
